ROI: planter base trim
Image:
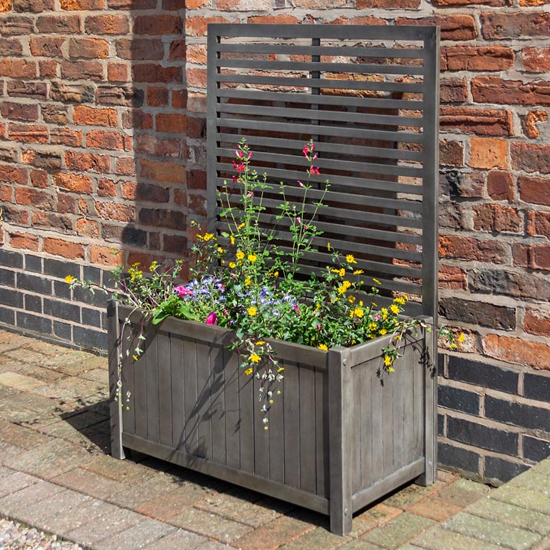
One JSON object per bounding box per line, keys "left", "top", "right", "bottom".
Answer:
{"left": 122, "top": 432, "right": 330, "bottom": 515}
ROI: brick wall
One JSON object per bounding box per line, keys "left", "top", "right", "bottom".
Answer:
{"left": 1, "top": 0, "right": 550, "bottom": 481}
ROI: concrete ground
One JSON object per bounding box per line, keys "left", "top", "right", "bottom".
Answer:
{"left": 0, "top": 328, "right": 548, "bottom": 550}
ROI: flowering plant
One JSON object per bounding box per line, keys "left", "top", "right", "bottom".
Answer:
{"left": 69, "top": 139, "right": 458, "bottom": 423}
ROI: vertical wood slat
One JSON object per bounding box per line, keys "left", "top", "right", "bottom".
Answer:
{"left": 283, "top": 362, "right": 300, "bottom": 489}
{"left": 108, "top": 301, "right": 124, "bottom": 459}
{"left": 360, "top": 366, "right": 373, "bottom": 490}
{"left": 269, "top": 375, "right": 284, "bottom": 484}
{"left": 382, "top": 368, "right": 394, "bottom": 478}
{"left": 254, "top": 371, "right": 270, "bottom": 478}
{"left": 183, "top": 339, "right": 198, "bottom": 456}
{"left": 158, "top": 332, "right": 172, "bottom": 447}
{"left": 413, "top": 344, "right": 424, "bottom": 461}
{"left": 315, "top": 367, "right": 328, "bottom": 497}
{"left": 370, "top": 368, "right": 383, "bottom": 483}
{"left": 239, "top": 364, "right": 254, "bottom": 473}
{"left": 146, "top": 333, "right": 160, "bottom": 443}
{"left": 392, "top": 359, "right": 405, "bottom": 471}
{"left": 211, "top": 344, "right": 226, "bottom": 466}
{"left": 403, "top": 347, "right": 415, "bottom": 467}
{"left": 299, "top": 365, "right": 316, "bottom": 494}
{"left": 351, "top": 368, "right": 362, "bottom": 494}
{"left": 134, "top": 329, "right": 149, "bottom": 441}
{"left": 197, "top": 342, "right": 212, "bottom": 460}
{"left": 171, "top": 335, "right": 185, "bottom": 451}
{"left": 224, "top": 349, "right": 240, "bottom": 469}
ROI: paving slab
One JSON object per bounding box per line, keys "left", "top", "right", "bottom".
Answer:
{"left": 412, "top": 525, "right": 505, "bottom": 550}
{"left": 0, "top": 470, "right": 40, "bottom": 499}
{"left": 492, "top": 486, "right": 550, "bottom": 516}
{"left": 406, "top": 497, "right": 464, "bottom": 522}
{"left": 83, "top": 455, "right": 157, "bottom": 485}
{"left": 93, "top": 518, "right": 177, "bottom": 550}
{"left": 52, "top": 467, "right": 128, "bottom": 500}
{"left": 141, "top": 528, "right": 209, "bottom": 550}
{"left": 0, "top": 480, "right": 66, "bottom": 519}
{"left": 236, "top": 515, "right": 314, "bottom": 550}
{"left": 0, "top": 418, "right": 52, "bottom": 449}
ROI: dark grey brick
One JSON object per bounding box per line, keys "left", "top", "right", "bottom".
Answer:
{"left": 0, "top": 249, "right": 23, "bottom": 269}
{"left": 25, "top": 254, "right": 42, "bottom": 273}
{"left": 523, "top": 436, "right": 550, "bottom": 463}
{"left": 440, "top": 297, "right": 516, "bottom": 330}
{"left": 17, "top": 272, "right": 52, "bottom": 296}
{"left": 44, "top": 258, "right": 80, "bottom": 280}
{"left": 524, "top": 373, "right": 550, "bottom": 404}
{"left": 17, "top": 311, "right": 52, "bottom": 335}
{"left": 485, "top": 395, "right": 550, "bottom": 432}
{"left": 485, "top": 456, "right": 529, "bottom": 483}
{"left": 73, "top": 286, "right": 108, "bottom": 308}
{"left": 83, "top": 266, "right": 101, "bottom": 285}
{"left": 0, "top": 307, "right": 15, "bottom": 326}
{"left": 438, "top": 413, "right": 445, "bottom": 437}
{"left": 438, "top": 442, "right": 480, "bottom": 475}
{"left": 43, "top": 299, "right": 80, "bottom": 323}
{"left": 448, "top": 416, "right": 518, "bottom": 456}
{"left": 53, "top": 321, "right": 72, "bottom": 341}
{"left": 73, "top": 326, "right": 107, "bottom": 350}
{"left": 438, "top": 353, "right": 445, "bottom": 376}
{"left": 439, "top": 385, "right": 480, "bottom": 415}
{"left": 0, "top": 287, "right": 23, "bottom": 308}
{"left": 448, "top": 355, "right": 519, "bottom": 395}
{"left": 24, "top": 294, "right": 42, "bottom": 313}
{"left": 54, "top": 281, "right": 71, "bottom": 300}
{"left": 81, "top": 308, "right": 101, "bottom": 328}
{"left": 0, "top": 268, "right": 16, "bottom": 288}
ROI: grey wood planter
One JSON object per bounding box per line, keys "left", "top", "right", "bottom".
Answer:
{"left": 108, "top": 301, "right": 436, "bottom": 535}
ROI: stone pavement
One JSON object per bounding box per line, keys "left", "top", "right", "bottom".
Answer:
{"left": 0, "top": 328, "right": 548, "bottom": 550}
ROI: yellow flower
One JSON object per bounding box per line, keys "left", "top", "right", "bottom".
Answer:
{"left": 318, "top": 344, "right": 328, "bottom": 351}
{"left": 394, "top": 297, "right": 406, "bottom": 305}
{"left": 236, "top": 250, "right": 244, "bottom": 260}
{"left": 384, "top": 356, "right": 392, "bottom": 367}
{"left": 203, "top": 233, "right": 214, "bottom": 242}
{"left": 277, "top": 367, "right": 285, "bottom": 373}
{"left": 245, "top": 276, "right": 251, "bottom": 286}
{"left": 380, "top": 328, "right": 387, "bottom": 335}
{"left": 373, "top": 278, "right": 381, "bottom": 285}
{"left": 337, "top": 285, "right": 347, "bottom": 295}
{"left": 149, "top": 261, "right": 158, "bottom": 271}
{"left": 229, "top": 262, "right": 236, "bottom": 269}
{"left": 346, "top": 254, "right": 357, "bottom": 264}
{"left": 342, "top": 280, "right": 352, "bottom": 289}
{"left": 245, "top": 368, "right": 253, "bottom": 375}
{"left": 248, "top": 306, "right": 257, "bottom": 317}
{"left": 390, "top": 304, "right": 400, "bottom": 315}
{"left": 381, "top": 308, "right": 388, "bottom": 319}
{"left": 250, "top": 353, "right": 260, "bottom": 363}
{"left": 247, "top": 254, "right": 257, "bottom": 263}
{"left": 369, "top": 323, "right": 377, "bottom": 331}
{"left": 217, "top": 247, "right": 224, "bottom": 254}
{"left": 237, "top": 222, "right": 245, "bottom": 230}
{"left": 353, "top": 270, "right": 364, "bottom": 275}
{"left": 353, "top": 307, "right": 364, "bottom": 318}
{"left": 273, "top": 271, "right": 279, "bottom": 277}
{"left": 65, "top": 275, "right": 75, "bottom": 284}
{"left": 458, "top": 333, "right": 465, "bottom": 343}
{"left": 255, "top": 341, "right": 265, "bottom": 346}
{"left": 338, "top": 268, "right": 345, "bottom": 277}
{"left": 132, "top": 355, "right": 138, "bottom": 361}
{"left": 230, "top": 236, "right": 235, "bottom": 245}
{"left": 327, "top": 242, "right": 331, "bottom": 251}
{"left": 348, "top": 295, "right": 356, "bottom": 304}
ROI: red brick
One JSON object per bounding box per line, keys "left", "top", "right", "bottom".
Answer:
{"left": 397, "top": 15, "right": 477, "bottom": 41}
{"left": 14, "top": 187, "right": 55, "bottom": 209}
{"left": 139, "top": 208, "right": 185, "bottom": 230}
{"left": 85, "top": 15, "right": 129, "bottom": 34}
{"left": 21, "top": 148, "right": 62, "bottom": 171}
{"left": 186, "top": 68, "right": 206, "bottom": 88}
{"left": 513, "top": 244, "right": 550, "bottom": 270}
{"left": 522, "top": 111, "right": 548, "bottom": 139}
{"left": 163, "top": 234, "right": 187, "bottom": 254}
{"left": 0, "top": 38, "right": 23, "bottom": 56}
{"left": 13, "top": 0, "right": 55, "bottom": 11}
{"left": 0, "top": 0, "right": 12, "bottom": 11}
{"left": 483, "top": 334, "right": 550, "bottom": 369}
{"left": 524, "top": 309, "right": 550, "bottom": 337}
{"left": 440, "top": 78, "right": 468, "bottom": 104}
{"left": 470, "top": 138, "right": 508, "bottom": 169}
{"left": 57, "top": 193, "right": 76, "bottom": 213}
{"left": 188, "top": 192, "right": 207, "bottom": 217}
{"left": 115, "top": 157, "right": 135, "bottom": 175}
{"left": 60, "top": 0, "right": 104, "bottom": 8}
{"left": 61, "top": 61, "right": 104, "bottom": 81}
{"left": 133, "top": 15, "right": 183, "bottom": 35}
{"left": 132, "top": 64, "right": 182, "bottom": 83}
{"left": 39, "top": 60, "right": 58, "bottom": 78}
{"left": 188, "top": 170, "right": 206, "bottom": 190}
{"left": 433, "top": 0, "right": 507, "bottom": 6}
{"left": 135, "top": 134, "right": 179, "bottom": 157}
{"left": 50, "top": 128, "right": 82, "bottom": 147}
{"left": 162, "top": 0, "right": 185, "bottom": 8}
{"left": 0, "top": 165, "right": 27, "bottom": 185}
{"left": 140, "top": 158, "right": 186, "bottom": 183}
{"left": 439, "top": 235, "right": 508, "bottom": 263}
{"left": 174, "top": 188, "right": 187, "bottom": 206}
{"left": 30, "top": 170, "right": 48, "bottom": 188}
{"left": 185, "top": 15, "right": 230, "bottom": 36}
{"left": 95, "top": 201, "right": 135, "bottom": 222}
{"left": 527, "top": 211, "right": 550, "bottom": 238}
{"left": 522, "top": 48, "right": 550, "bottom": 73}
{"left": 473, "top": 205, "right": 522, "bottom": 233}
{"left": 0, "top": 184, "right": 11, "bottom": 203}
{"left": 107, "top": 63, "right": 129, "bottom": 82}
{"left": 441, "top": 46, "right": 513, "bottom": 71}
{"left": 357, "top": 0, "right": 419, "bottom": 6}
{"left": 115, "top": 38, "right": 164, "bottom": 60}
{"left": 169, "top": 39, "right": 186, "bottom": 61}
{"left": 36, "top": 15, "right": 81, "bottom": 33}
{"left": 43, "top": 237, "right": 85, "bottom": 259}
{"left": 90, "top": 245, "right": 124, "bottom": 266}
{"left": 248, "top": 14, "right": 299, "bottom": 24}
{"left": 472, "top": 76, "right": 550, "bottom": 106}
{"left": 513, "top": 145, "right": 550, "bottom": 176}
{"left": 86, "top": 129, "right": 125, "bottom": 150}
{"left": 122, "top": 110, "right": 153, "bottom": 130}
{"left": 156, "top": 113, "right": 187, "bottom": 134}
{"left": 487, "top": 171, "right": 514, "bottom": 201}
{"left": 54, "top": 172, "right": 93, "bottom": 193}
{"left": 75, "top": 218, "right": 99, "bottom": 237}
{"left": 30, "top": 37, "right": 65, "bottom": 57}
{"left": 65, "top": 151, "right": 110, "bottom": 173}
{"left": 172, "top": 90, "right": 187, "bottom": 109}
{"left": 8, "top": 124, "right": 48, "bottom": 144}
{"left": 73, "top": 106, "right": 118, "bottom": 127}
{"left": 98, "top": 178, "right": 117, "bottom": 197}
{"left": 439, "top": 264, "right": 468, "bottom": 290}
{"left": 146, "top": 87, "right": 169, "bottom": 107}
{"left": 1, "top": 15, "right": 34, "bottom": 36}
{"left": 1, "top": 102, "right": 38, "bottom": 122}
{"left": 0, "top": 59, "right": 37, "bottom": 78}
{"left": 9, "top": 232, "right": 39, "bottom": 251}
{"left": 441, "top": 107, "right": 512, "bottom": 137}
{"left": 481, "top": 12, "right": 550, "bottom": 40}
{"left": 108, "top": 0, "right": 156, "bottom": 7}
{"left": 440, "top": 141, "right": 464, "bottom": 168}
{"left": 68, "top": 38, "right": 109, "bottom": 59}
{"left": 8, "top": 82, "right": 48, "bottom": 100}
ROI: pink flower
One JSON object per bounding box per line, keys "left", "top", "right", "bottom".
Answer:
{"left": 316, "top": 324, "right": 322, "bottom": 330}
{"left": 296, "top": 216, "right": 301, "bottom": 225}
{"left": 310, "top": 166, "right": 320, "bottom": 175}
{"left": 302, "top": 145, "right": 309, "bottom": 157}
{"left": 232, "top": 175, "right": 237, "bottom": 183}
{"left": 206, "top": 312, "right": 218, "bottom": 325}
{"left": 174, "top": 286, "right": 193, "bottom": 298}
{"left": 235, "top": 149, "right": 244, "bottom": 159}
{"left": 236, "top": 163, "right": 246, "bottom": 172}
{"left": 298, "top": 181, "right": 304, "bottom": 188}
{"left": 293, "top": 305, "right": 300, "bottom": 314}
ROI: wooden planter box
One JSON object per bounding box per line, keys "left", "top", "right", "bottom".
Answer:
{"left": 108, "top": 301, "right": 436, "bottom": 535}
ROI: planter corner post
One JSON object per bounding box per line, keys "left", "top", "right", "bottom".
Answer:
{"left": 328, "top": 347, "right": 353, "bottom": 536}
{"left": 107, "top": 300, "right": 125, "bottom": 460}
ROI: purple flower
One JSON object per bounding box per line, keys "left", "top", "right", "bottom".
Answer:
{"left": 206, "top": 312, "right": 218, "bottom": 325}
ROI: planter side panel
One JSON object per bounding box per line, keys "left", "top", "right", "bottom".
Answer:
{"left": 119, "top": 321, "right": 330, "bottom": 500}
{"left": 350, "top": 339, "right": 425, "bottom": 496}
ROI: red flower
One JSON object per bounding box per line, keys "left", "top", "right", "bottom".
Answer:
{"left": 310, "top": 166, "right": 320, "bottom": 175}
